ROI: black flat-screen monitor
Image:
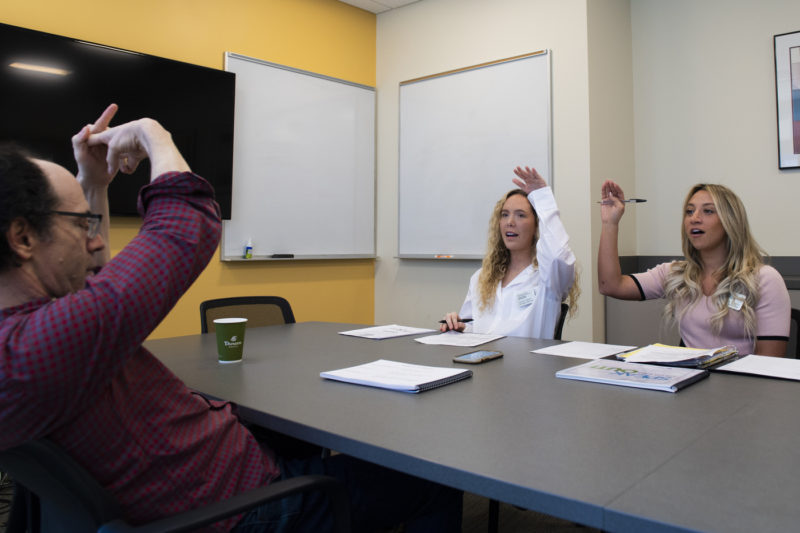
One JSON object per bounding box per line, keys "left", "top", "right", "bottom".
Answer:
{"left": 0, "top": 22, "right": 234, "bottom": 219}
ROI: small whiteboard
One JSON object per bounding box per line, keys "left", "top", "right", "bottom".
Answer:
{"left": 222, "top": 53, "right": 375, "bottom": 260}
{"left": 398, "top": 51, "right": 551, "bottom": 259}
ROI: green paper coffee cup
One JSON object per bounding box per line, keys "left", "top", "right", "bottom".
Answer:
{"left": 214, "top": 318, "right": 247, "bottom": 363}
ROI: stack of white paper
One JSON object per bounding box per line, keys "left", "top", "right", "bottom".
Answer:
{"left": 320, "top": 359, "right": 473, "bottom": 393}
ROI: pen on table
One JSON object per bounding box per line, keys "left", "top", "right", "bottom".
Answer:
{"left": 438, "top": 318, "right": 473, "bottom": 324}
{"left": 597, "top": 198, "right": 647, "bottom": 205}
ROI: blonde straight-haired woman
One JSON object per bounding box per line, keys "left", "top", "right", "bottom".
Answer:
{"left": 440, "top": 166, "right": 578, "bottom": 339}
{"left": 598, "top": 180, "right": 790, "bottom": 356}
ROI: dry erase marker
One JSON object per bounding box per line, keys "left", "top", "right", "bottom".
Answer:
{"left": 597, "top": 198, "right": 647, "bottom": 205}
{"left": 439, "top": 318, "right": 473, "bottom": 324}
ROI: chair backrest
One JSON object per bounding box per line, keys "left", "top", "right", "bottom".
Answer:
{"left": 0, "top": 439, "right": 122, "bottom": 532}
{"left": 789, "top": 308, "right": 800, "bottom": 358}
{"left": 1, "top": 438, "right": 351, "bottom": 533}
{"left": 200, "top": 296, "right": 296, "bottom": 333}
{"left": 553, "top": 302, "right": 569, "bottom": 341}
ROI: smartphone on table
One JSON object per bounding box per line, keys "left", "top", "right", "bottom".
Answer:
{"left": 453, "top": 350, "right": 503, "bottom": 364}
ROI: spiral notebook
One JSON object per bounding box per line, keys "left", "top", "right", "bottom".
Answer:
{"left": 320, "top": 359, "right": 473, "bottom": 393}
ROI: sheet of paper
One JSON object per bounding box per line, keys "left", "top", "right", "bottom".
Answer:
{"left": 532, "top": 341, "right": 637, "bottom": 360}
{"left": 338, "top": 324, "right": 434, "bottom": 340}
{"left": 716, "top": 355, "right": 800, "bottom": 381}
{"left": 414, "top": 331, "right": 504, "bottom": 347}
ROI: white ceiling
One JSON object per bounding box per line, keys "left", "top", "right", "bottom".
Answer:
{"left": 337, "top": 0, "right": 420, "bottom": 14}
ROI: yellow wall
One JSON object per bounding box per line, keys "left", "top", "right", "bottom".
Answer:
{"left": 2, "top": 0, "right": 377, "bottom": 338}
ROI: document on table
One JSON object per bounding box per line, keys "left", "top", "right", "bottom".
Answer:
{"left": 715, "top": 355, "right": 800, "bottom": 381}
{"left": 556, "top": 360, "right": 708, "bottom": 393}
{"left": 619, "top": 343, "right": 737, "bottom": 368}
{"left": 320, "top": 359, "right": 473, "bottom": 393}
{"left": 338, "top": 324, "right": 435, "bottom": 340}
{"left": 532, "top": 341, "right": 636, "bottom": 360}
{"left": 414, "top": 331, "right": 504, "bottom": 347}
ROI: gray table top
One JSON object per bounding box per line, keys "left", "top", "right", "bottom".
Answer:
{"left": 145, "top": 322, "right": 800, "bottom": 532}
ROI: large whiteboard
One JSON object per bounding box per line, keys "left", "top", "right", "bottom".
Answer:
{"left": 398, "top": 51, "right": 551, "bottom": 259}
{"left": 222, "top": 53, "right": 375, "bottom": 260}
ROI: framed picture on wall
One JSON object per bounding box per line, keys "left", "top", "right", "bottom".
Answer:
{"left": 774, "top": 30, "right": 800, "bottom": 169}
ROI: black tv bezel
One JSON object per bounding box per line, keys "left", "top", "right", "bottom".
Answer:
{"left": 0, "top": 22, "right": 235, "bottom": 219}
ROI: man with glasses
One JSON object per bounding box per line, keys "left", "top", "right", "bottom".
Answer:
{"left": 0, "top": 105, "right": 462, "bottom": 532}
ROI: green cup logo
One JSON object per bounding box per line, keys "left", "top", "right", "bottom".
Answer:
{"left": 224, "top": 335, "right": 243, "bottom": 348}
{"left": 213, "top": 318, "right": 247, "bottom": 363}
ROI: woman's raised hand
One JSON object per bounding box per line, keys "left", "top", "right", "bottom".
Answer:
{"left": 512, "top": 166, "right": 546, "bottom": 193}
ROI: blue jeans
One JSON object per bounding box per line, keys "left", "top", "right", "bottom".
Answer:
{"left": 232, "top": 453, "right": 462, "bottom": 532}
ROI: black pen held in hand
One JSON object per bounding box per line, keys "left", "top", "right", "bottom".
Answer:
{"left": 439, "top": 318, "right": 473, "bottom": 324}
{"left": 597, "top": 198, "right": 647, "bottom": 205}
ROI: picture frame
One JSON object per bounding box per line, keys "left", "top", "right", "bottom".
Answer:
{"left": 774, "top": 30, "right": 800, "bottom": 169}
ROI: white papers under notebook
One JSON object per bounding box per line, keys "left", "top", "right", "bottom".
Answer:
{"left": 320, "top": 359, "right": 473, "bottom": 393}
{"left": 532, "top": 341, "right": 636, "bottom": 360}
{"left": 338, "top": 324, "right": 435, "bottom": 340}
{"left": 414, "top": 331, "right": 504, "bottom": 347}
{"left": 716, "top": 355, "right": 800, "bottom": 381}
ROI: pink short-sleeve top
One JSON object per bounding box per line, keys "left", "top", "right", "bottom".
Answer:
{"left": 630, "top": 262, "right": 790, "bottom": 355}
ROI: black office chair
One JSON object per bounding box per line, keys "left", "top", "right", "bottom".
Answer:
{"left": 0, "top": 438, "right": 349, "bottom": 533}
{"left": 200, "top": 296, "right": 295, "bottom": 334}
{"left": 199, "top": 295, "right": 326, "bottom": 459}
{"left": 553, "top": 302, "right": 569, "bottom": 342}
{"left": 487, "top": 302, "right": 570, "bottom": 533}
{"left": 788, "top": 308, "right": 800, "bottom": 359}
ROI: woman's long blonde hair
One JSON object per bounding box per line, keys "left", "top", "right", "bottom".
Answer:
{"left": 476, "top": 189, "right": 579, "bottom": 317}
{"left": 663, "top": 184, "right": 764, "bottom": 338}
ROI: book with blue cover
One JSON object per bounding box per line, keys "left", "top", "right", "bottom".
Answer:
{"left": 556, "top": 360, "right": 708, "bottom": 393}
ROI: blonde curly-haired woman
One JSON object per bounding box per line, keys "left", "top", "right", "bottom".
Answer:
{"left": 440, "top": 166, "right": 578, "bottom": 339}
{"left": 598, "top": 180, "right": 789, "bottom": 357}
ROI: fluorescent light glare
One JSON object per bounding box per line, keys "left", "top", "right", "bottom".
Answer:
{"left": 9, "top": 62, "right": 69, "bottom": 76}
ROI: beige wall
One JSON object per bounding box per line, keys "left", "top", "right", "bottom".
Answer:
{"left": 377, "top": 0, "right": 800, "bottom": 342}
{"left": 2, "top": 0, "right": 377, "bottom": 338}
{"left": 375, "top": 0, "right": 635, "bottom": 341}
{"left": 631, "top": 0, "right": 800, "bottom": 256}
{"left": 587, "top": 0, "right": 635, "bottom": 340}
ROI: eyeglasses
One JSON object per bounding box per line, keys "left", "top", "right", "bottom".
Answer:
{"left": 50, "top": 211, "right": 103, "bottom": 239}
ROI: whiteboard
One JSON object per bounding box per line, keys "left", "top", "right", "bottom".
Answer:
{"left": 398, "top": 51, "right": 551, "bottom": 259}
{"left": 222, "top": 53, "right": 375, "bottom": 260}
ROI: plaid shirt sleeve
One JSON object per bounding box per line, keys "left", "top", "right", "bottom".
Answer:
{"left": 0, "top": 172, "right": 222, "bottom": 449}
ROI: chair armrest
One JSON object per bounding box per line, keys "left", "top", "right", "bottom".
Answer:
{"left": 98, "top": 474, "right": 350, "bottom": 533}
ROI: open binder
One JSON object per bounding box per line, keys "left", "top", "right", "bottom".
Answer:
{"left": 616, "top": 343, "right": 738, "bottom": 369}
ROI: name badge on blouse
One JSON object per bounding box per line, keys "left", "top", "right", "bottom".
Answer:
{"left": 727, "top": 292, "right": 746, "bottom": 311}
{"left": 517, "top": 289, "right": 536, "bottom": 309}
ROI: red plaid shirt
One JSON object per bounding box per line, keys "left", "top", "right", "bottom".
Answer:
{"left": 0, "top": 172, "right": 279, "bottom": 531}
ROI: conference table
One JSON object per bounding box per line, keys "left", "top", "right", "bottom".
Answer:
{"left": 144, "top": 322, "right": 800, "bottom": 533}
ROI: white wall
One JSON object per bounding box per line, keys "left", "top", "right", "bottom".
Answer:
{"left": 587, "top": 0, "right": 636, "bottom": 339}
{"left": 375, "top": 0, "right": 600, "bottom": 340}
{"left": 631, "top": 0, "right": 800, "bottom": 256}
{"left": 375, "top": 0, "right": 800, "bottom": 342}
